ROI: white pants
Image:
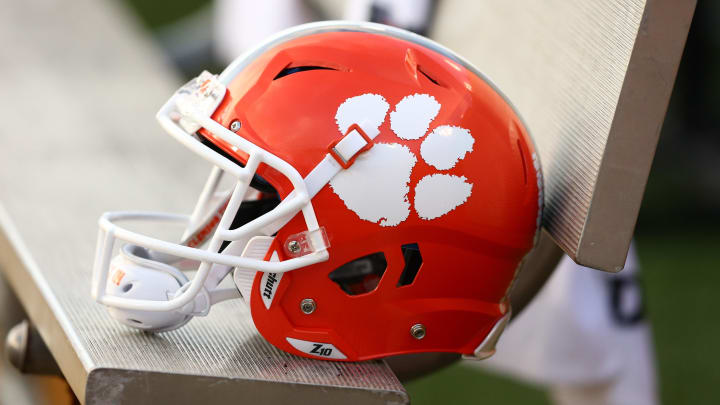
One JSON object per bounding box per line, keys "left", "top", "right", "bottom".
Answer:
{"left": 475, "top": 243, "right": 659, "bottom": 405}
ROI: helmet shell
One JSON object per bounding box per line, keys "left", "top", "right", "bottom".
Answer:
{"left": 205, "top": 30, "right": 542, "bottom": 360}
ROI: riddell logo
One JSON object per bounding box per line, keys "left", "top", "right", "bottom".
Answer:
{"left": 262, "top": 273, "right": 279, "bottom": 299}
{"left": 310, "top": 343, "right": 333, "bottom": 357}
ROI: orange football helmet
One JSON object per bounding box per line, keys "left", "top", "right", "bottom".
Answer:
{"left": 92, "top": 21, "right": 542, "bottom": 361}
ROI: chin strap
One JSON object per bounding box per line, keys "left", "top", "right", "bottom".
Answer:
{"left": 172, "top": 277, "right": 241, "bottom": 317}
{"left": 306, "top": 124, "right": 374, "bottom": 197}
{"left": 261, "top": 124, "right": 376, "bottom": 235}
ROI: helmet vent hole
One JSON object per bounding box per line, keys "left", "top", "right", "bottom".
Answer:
{"left": 418, "top": 66, "right": 442, "bottom": 87}
{"left": 122, "top": 283, "right": 134, "bottom": 293}
{"left": 274, "top": 65, "right": 338, "bottom": 80}
{"left": 517, "top": 139, "right": 529, "bottom": 185}
{"left": 397, "top": 243, "right": 423, "bottom": 287}
{"left": 329, "top": 252, "right": 387, "bottom": 295}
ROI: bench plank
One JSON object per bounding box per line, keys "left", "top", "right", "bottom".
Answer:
{"left": 433, "top": 0, "right": 695, "bottom": 271}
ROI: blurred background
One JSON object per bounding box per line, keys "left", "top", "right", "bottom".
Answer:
{"left": 1, "top": 0, "right": 717, "bottom": 404}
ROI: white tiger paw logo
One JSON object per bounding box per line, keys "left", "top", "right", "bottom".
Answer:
{"left": 330, "top": 93, "right": 474, "bottom": 227}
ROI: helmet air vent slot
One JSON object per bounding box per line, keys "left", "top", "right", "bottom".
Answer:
{"left": 274, "top": 65, "right": 338, "bottom": 80}
{"left": 397, "top": 243, "right": 422, "bottom": 287}
{"left": 417, "top": 66, "right": 442, "bottom": 87}
{"left": 328, "top": 252, "right": 387, "bottom": 296}
{"left": 517, "top": 139, "right": 528, "bottom": 185}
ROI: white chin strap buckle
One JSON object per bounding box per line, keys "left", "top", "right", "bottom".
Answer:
{"left": 103, "top": 245, "right": 204, "bottom": 332}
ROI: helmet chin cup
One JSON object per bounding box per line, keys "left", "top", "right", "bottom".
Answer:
{"left": 104, "top": 245, "right": 193, "bottom": 332}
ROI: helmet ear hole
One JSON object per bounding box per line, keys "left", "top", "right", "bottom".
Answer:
{"left": 121, "top": 283, "right": 134, "bottom": 293}
{"left": 127, "top": 318, "right": 143, "bottom": 325}
{"left": 397, "top": 243, "right": 423, "bottom": 287}
{"left": 329, "top": 252, "right": 387, "bottom": 295}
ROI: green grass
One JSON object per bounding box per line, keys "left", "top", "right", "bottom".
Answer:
{"left": 121, "top": 0, "right": 211, "bottom": 28}
{"left": 406, "top": 363, "right": 549, "bottom": 405}
{"left": 404, "top": 231, "right": 720, "bottom": 404}
{"left": 637, "top": 231, "right": 720, "bottom": 405}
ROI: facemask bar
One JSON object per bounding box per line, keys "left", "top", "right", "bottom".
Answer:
{"left": 180, "top": 165, "right": 231, "bottom": 246}
{"left": 92, "top": 73, "right": 329, "bottom": 313}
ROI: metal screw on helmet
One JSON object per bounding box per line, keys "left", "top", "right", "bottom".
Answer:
{"left": 287, "top": 240, "right": 301, "bottom": 254}
{"left": 300, "top": 298, "right": 316, "bottom": 314}
{"left": 410, "top": 324, "right": 426, "bottom": 340}
{"left": 229, "top": 120, "right": 242, "bottom": 132}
